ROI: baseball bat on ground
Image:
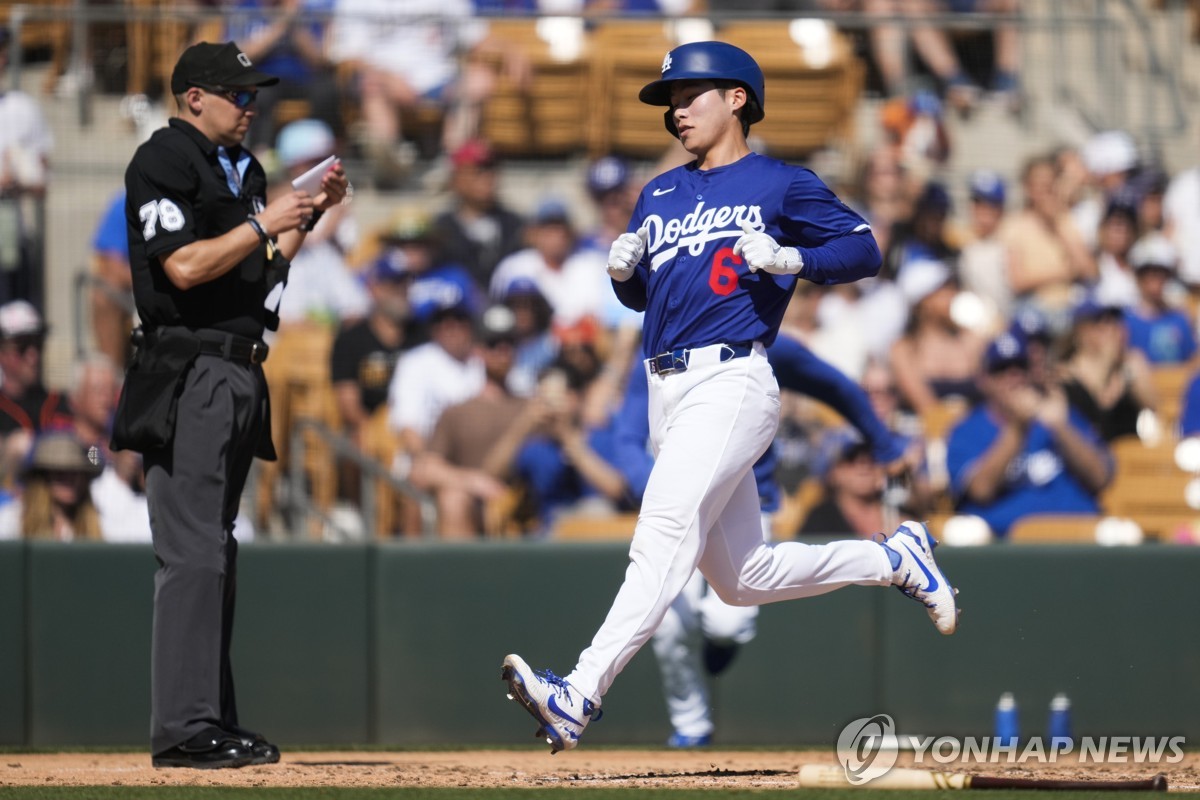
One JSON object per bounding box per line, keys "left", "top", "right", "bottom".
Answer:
{"left": 797, "top": 765, "right": 1168, "bottom": 791}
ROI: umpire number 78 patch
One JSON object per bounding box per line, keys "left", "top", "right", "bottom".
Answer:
{"left": 139, "top": 199, "right": 185, "bottom": 240}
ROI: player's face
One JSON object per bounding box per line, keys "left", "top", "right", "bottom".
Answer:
{"left": 668, "top": 80, "right": 743, "bottom": 154}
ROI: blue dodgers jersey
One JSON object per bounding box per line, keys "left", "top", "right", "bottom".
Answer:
{"left": 615, "top": 153, "right": 876, "bottom": 358}
{"left": 946, "top": 406, "right": 1109, "bottom": 537}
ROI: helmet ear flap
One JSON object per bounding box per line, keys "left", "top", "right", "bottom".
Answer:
{"left": 663, "top": 109, "right": 680, "bottom": 139}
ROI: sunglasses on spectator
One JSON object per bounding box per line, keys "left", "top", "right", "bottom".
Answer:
{"left": 193, "top": 84, "right": 258, "bottom": 109}
{"left": 4, "top": 334, "right": 43, "bottom": 353}
{"left": 986, "top": 358, "right": 1029, "bottom": 375}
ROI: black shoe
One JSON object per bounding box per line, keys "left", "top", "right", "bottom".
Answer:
{"left": 230, "top": 726, "right": 281, "bottom": 765}
{"left": 702, "top": 639, "right": 741, "bottom": 677}
{"left": 152, "top": 727, "right": 255, "bottom": 769}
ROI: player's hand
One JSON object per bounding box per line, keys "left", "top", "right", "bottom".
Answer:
{"left": 258, "top": 191, "right": 315, "bottom": 236}
{"left": 734, "top": 222, "right": 804, "bottom": 275}
{"left": 607, "top": 226, "right": 649, "bottom": 282}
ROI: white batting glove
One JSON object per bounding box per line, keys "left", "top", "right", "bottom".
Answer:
{"left": 733, "top": 222, "right": 804, "bottom": 276}
{"left": 607, "top": 226, "right": 649, "bottom": 282}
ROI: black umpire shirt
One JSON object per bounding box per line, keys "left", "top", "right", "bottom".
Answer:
{"left": 125, "top": 118, "right": 274, "bottom": 339}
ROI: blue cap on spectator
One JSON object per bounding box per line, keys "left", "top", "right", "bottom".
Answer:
{"left": 915, "top": 181, "right": 951, "bottom": 215}
{"left": 968, "top": 169, "right": 1006, "bottom": 206}
{"left": 499, "top": 276, "right": 542, "bottom": 299}
{"left": 983, "top": 332, "right": 1029, "bottom": 373}
{"left": 533, "top": 197, "right": 571, "bottom": 226}
{"left": 1009, "top": 305, "right": 1051, "bottom": 343}
{"left": 587, "top": 156, "right": 630, "bottom": 197}
{"left": 1072, "top": 294, "right": 1124, "bottom": 325}
{"left": 368, "top": 250, "right": 411, "bottom": 283}
{"left": 276, "top": 119, "right": 335, "bottom": 168}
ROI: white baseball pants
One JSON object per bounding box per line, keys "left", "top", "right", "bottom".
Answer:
{"left": 566, "top": 343, "right": 893, "bottom": 703}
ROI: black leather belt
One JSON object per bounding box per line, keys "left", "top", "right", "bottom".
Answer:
{"left": 195, "top": 334, "right": 269, "bottom": 364}
{"left": 648, "top": 341, "right": 753, "bottom": 376}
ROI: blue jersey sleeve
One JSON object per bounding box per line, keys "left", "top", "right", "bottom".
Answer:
{"left": 767, "top": 334, "right": 906, "bottom": 464}
{"left": 781, "top": 171, "right": 880, "bottom": 285}
{"left": 610, "top": 362, "right": 654, "bottom": 502}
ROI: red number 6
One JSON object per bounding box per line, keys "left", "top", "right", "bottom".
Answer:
{"left": 709, "top": 246, "right": 741, "bottom": 296}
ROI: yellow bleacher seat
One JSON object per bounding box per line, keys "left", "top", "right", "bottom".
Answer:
{"left": 553, "top": 511, "right": 639, "bottom": 541}
{"left": 1007, "top": 514, "right": 1104, "bottom": 544}
{"left": 1102, "top": 435, "right": 1199, "bottom": 541}
{"left": 1149, "top": 363, "right": 1195, "bottom": 429}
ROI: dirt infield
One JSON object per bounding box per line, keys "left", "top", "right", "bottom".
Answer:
{"left": 2, "top": 750, "right": 1197, "bottom": 791}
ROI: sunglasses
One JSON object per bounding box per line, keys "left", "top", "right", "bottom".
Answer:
{"left": 4, "top": 334, "right": 43, "bottom": 354}
{"left": 194, "top": 84, "right": 258, "bottom": 109}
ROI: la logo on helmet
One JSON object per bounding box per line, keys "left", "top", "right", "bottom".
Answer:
{"left": 661, "top": 53, "right": 672, "bottom": 74}
{"left": 237, "top": 52, "right": 252, "bottom": 67}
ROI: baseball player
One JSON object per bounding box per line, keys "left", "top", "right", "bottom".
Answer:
{"left": 613, "top": 333, "right": 913, "bottom": 747}
{"left": 502, "top": 41, "right": 958, "bottom": 754}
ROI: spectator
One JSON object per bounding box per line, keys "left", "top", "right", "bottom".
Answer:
{"left": 219, "top": 0, "right": 343, "bottom": 153}
{"left": 0, "top": 25, "right": 53, "bottom": 305}
{"left": 1123, "top": 234, "right": 1197, "bottom": 366}
{"left": 370, "top": 205, "right": 482, "bottom": 342}
{"left": 848, "top": 147, "right": 912, "bottom": 259}
{"left": 67, "top": 353, "right": 119, "bottom": 459}
{"left": 431, "top": 139, "right": 526, "bottom": 289}
{"left": 889, "top": 259, "right": 986, "bottom": 415}
{"left": 946, "top": 331, "right": 1112, "bottom": 539}
{"left": 387, "top": 301, "right": 484, "bottom": 470}
{"left": 328, "top": 0, "right": 527, "bottom": 180}
{"left": 483, "top": 359, "right": 624, "bottom": 536}
{"left": 1091, "top": 196, "right": 1141, "bottom": 309}
{"left": 90, "top": 190, "right": 136, "bottom": 369}
{"left": 1001, "top": 153, "right": 1097, "bottom": 335}
{"left": 958, "top": 169, "right": 1013, "bottom": 323}
{"left": 1163, "top": 135, "right": 1200, "bottom": 287}
{"left": 882, "top": 181, "right": 958, "bottom": 282}
{"left": 579, "top": 156, "right": 645, "bottom": 332}
{"left": 1059, "top": 296, "right": 1155, "bottom": 442}
{"left": 855, "top": 0, "right": 1021, "bottom": 114}
{"left": 499, "top": 278, "right": 558, "bottom": 398}
{"left": 269, "top": 119, "right": 370, "bottom": 327}
{"left": 1073, "top": 130, "right": 1140, "bottom": 252}
{"left": 410, "top": 304, "right": 523, "bottom": 537}
{"left": 797, "top": 435, "right": 891, "bottom": 537}
{"left": 330, "top": 255, "right": 411, "bottom": 447}
{"left": 490, "top": 197, "right": 606, "bottom": 328}
{"left": 0, "top": 431, "right": 103, "bottom": 541}
{"left": 0, "top": 301, "right": 71, "bottom": 481}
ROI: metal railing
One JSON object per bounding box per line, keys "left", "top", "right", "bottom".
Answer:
{"left": 287, "top": 417, "right": 437, "bottom": 539}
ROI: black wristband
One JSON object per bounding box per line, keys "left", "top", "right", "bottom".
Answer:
{"left": 300, "top": 208, "right": 325, "bottom": 232}
{"left": 246, "top": 216, "right": 269, "bottom": 244}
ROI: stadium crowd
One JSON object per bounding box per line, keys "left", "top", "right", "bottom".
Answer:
{"left": 4, "top": 1, "right": 1200, "bottom": 545}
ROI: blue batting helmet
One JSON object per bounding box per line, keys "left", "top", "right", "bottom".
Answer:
{"left": 639, "top": 41, "right": 765, "bottom": 137}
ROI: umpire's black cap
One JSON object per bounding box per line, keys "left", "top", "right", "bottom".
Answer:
{"left": 171, "top": 41, "right": 279, "bottom": 94}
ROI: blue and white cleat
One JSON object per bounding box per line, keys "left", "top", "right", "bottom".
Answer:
{"left": 884, "top": 521, "right": 959, "bottom": 635}
{"left": 501, "top": 654, "right": 601, "bottom": 754}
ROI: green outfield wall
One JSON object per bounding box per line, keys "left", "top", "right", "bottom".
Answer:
{"left": 0, "top": 540, "right": 1196, "bottom": 748}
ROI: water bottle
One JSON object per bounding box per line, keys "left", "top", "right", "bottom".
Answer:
{"left": 1048, "top": 693, "right": 1072, "bottom": 749}
{"left": 994, "top": 692, "right": 1019, "bottom": 747}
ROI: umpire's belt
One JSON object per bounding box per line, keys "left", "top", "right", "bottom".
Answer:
{"left": 194, "top": 331, "right": 270, "bottom": 365}
{"left": 647, "top": 341, "right": 754, "bottom": 376}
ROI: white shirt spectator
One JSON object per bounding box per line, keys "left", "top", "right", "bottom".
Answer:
{"left": 387, "top": 341, "right": 484, "bottom": 442}
{"left": 0, "top": 89, "right": 52, "bottom": 188}
{"left": 328, "top": 0, "right": 486, "bottom": 96}
{"left": 490, "top": 247, "right": 607, "bottom": 327}
{"left": 1164, "top": 167, "right": 1200, "bottom": 286}
{"left": 270, "top": 238, "right": 370, "bottom": 326}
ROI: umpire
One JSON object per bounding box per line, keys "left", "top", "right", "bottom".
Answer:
{"left": 115, "top": 41, "right": 348, "bottom": 769}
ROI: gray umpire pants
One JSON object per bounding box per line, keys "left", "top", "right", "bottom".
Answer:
{"left": 144, "top": 354, "right": 268, "bottom": 754}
